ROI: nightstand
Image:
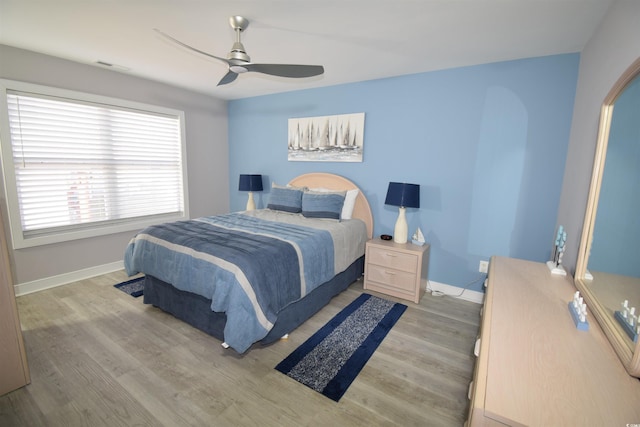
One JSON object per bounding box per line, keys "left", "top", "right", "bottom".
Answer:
{"left": 364, "top": 238, "right": 430, "bottom": 303}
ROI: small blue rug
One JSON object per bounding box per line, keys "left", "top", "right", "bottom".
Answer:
{"left": 275, "top": 293, "right": 407, "bottom": 401}
{"left": 114, "top": 277, "right": 145, "bottom": 298}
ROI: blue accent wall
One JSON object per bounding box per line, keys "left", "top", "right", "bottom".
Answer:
{"left": 228, "top": 54, "right": 580, "bottom": 292}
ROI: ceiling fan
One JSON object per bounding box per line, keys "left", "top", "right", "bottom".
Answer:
{"left": 155, "top": 16, "right": 325, "bottom": 86}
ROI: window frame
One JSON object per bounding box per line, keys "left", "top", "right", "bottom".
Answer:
{"left": 0, "top": 79, "right": 190, "bottom": 249}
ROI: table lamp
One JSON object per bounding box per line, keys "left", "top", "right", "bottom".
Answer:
{"left": 239, "top": 174, "right": 263, "bottom": 210}
{"left": 385, "top": 182, "right": 420, "bottom": 244}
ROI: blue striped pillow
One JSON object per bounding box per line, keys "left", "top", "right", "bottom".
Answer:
{"left": 301, "top": 190, "right": 346, "bottom": 220}
{"left": 267, "top": 185, "right": 304, "bottom": 213}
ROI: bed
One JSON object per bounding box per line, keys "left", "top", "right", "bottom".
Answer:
{"left": 124, "top": 173, "right": 373, "bottom": 353}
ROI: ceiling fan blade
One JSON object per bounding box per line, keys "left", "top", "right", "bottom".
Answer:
{"left": 244, "top": 64, "right": 324, "bottom": 78}
{"left": 217, "top": 71, "right": 238, "bottom": 86}
{"left": 154, "top": 29, "right": 231, "bottom": 65}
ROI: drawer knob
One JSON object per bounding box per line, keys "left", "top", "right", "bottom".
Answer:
{"left": 474, "top": 338, "right": 481, "bottom": 357}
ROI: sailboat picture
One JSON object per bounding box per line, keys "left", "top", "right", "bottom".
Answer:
{"left": 288, "top": 113, "right": 365, "bottom": 162}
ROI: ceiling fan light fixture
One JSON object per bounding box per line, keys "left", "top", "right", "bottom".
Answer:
{"left": 230, "top": 65, "right": 249, "bottom": 73}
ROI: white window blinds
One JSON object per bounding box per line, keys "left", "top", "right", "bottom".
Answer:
{"left": 0, "top": 81, "right": 188, "bottom": 248}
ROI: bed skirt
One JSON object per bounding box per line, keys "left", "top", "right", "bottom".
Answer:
{"left": 142, "top": 256, "right": 365, "bottom": 347}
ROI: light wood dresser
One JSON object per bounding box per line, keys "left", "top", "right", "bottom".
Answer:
{"left": 364, "top": 238, "right": 429, "bottom": 304}
{"left": 0, "top": 209, "right": 30, "bottom": 396}
{"left": 467, "top": 256, "right": 640, "bottom": 426}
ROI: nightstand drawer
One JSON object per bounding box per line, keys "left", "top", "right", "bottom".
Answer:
{"left": 367, "top": 246, "right": 418, "bottom": 273}
{"left": 366, "top": 264, "right": 417, "bottom": 292}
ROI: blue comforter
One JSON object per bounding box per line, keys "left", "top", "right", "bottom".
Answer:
{"left": 124, "top": 212, "right": 335, "bottom": 353}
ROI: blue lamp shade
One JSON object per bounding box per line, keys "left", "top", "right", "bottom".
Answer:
{"left": 238, "top": 174, "right": 263, "bottom": 192}
{"left": 385, "top": 182, "right": 420, "bottom": 208}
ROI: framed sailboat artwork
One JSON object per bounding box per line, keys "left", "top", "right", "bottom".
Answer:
{"left": 288, "top": 113, "right": 365, "bottom": 162}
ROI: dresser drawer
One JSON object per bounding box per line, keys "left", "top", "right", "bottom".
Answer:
{"left": 366, "top": 264, "right": 417, "bottom": 292}
{"left": 367, "top": 246, "right": 418, "bottom": 273}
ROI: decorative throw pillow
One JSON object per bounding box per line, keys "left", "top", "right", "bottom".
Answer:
{"left": 301, "top": 190, "right": 346, "bottom": 220}
{"left": 309, "top": 187, "right": 359, "bottom": 219}
{"left": 267, "top": 184, "right": 303, "bottom": 213}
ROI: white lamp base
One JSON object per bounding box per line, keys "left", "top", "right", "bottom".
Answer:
{"left": 393, "top": 207, "right": 408, "bottom": 244}
{"left": 246, "top": 192, "right": 256, "bottom": 211}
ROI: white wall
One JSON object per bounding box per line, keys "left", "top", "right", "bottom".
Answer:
{"left": 557, "top": 0, "right": 640, "bottom": 274}
{"left": 0, "top": 45, "right": 229, "bottom": 287}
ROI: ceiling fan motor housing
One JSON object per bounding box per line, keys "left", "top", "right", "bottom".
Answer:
{"left": 228, "top": 42, "right": 250, "bottom": 63}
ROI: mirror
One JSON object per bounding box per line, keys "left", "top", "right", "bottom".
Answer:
{"left": 575, "top": 57, "right": 640, "bottom": 378}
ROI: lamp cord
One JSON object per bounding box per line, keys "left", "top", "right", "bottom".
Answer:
{"left": 426, "top": 274, "right": 486, "bottom": 298}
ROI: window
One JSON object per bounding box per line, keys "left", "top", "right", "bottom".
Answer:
{"left": 0, "top": 80, "right": 189, "bottom": 248}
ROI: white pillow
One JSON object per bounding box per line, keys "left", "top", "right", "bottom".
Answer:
{"left": 341, "top": 189, "right": 359, "bottom": 219}
{"left": 309, "top": 188, "right": 359, "bottom": 219}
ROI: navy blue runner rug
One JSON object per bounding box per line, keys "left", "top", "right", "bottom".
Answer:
{"left": 275, "top": 293, "right": 407, "bottom": 401}
{"left": 114, "top": 276, "right": 145, "bottom": 298}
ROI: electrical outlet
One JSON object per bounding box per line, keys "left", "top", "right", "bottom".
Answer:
{"left": 479, "top": 260, "right": 489, "bottom": 273}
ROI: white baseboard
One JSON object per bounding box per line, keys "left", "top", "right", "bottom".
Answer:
{"left": 15, "top": 261, "right": 124, "bottom": 297}
{"left": 427, "top": 280, "right": 485, "bottom": 304}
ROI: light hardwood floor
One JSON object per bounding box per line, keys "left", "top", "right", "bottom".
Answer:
{"left": 0, "top": 272, "right": 481, "bottom": 426}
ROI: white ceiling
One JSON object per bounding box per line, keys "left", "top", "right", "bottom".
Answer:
{"left": 0, "top": 0, "right": 614, "bottom": 101}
